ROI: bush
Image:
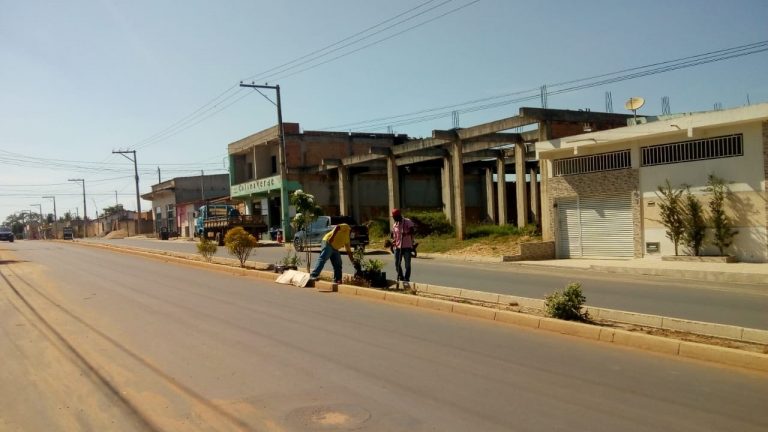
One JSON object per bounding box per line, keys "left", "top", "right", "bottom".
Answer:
{"left": 366, "top": 218, "right": 390, "bottom": 241}
{"left": 706, "top": 174, "right": 738, "bottom": 255}
{"left": 544, "top": 282, "right": 589, "bottom": 321}
{"left": 196, "top": 238, "right": 217, "bottom": 262}
{"left": 407, "top": 210, "right": 453, "bottom": 236}
{"left": 224, "top": 227, "right": 258, "bottom": 267}
{"left": 656, "top": 180, "right": 685, "bottom": 256}
{"left": 682, "top": 186, "right": 706, "bottom": 256}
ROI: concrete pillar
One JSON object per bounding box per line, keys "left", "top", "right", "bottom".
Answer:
{"left": 530, "top": 166, "right": 540, "bottom": 226}
{"left": 442, "top": 156, "right": 454, "bottom": 224}
{"left": 485, "top": 167, "right": 495, "bottom": 223}
{"left": 497, "top": 157, "right": 507, "bottom": 226}
{"left": 387, "top": 153, "right": 400, "bottom": 229}
{"left": 452, "top": 140, "right": 466, "bottom": 240}
{"left": 338, "top": 165, "right": 350, "bottom": 216}
{"left": 352, "top": 174, "right": 361, "bottom": 222}
{"left": 515, "top": 142, "right": 528, "bottom": 228}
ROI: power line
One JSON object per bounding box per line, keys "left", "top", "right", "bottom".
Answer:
{"left": 325, "top": 40, "right": 768, "bottom": 132}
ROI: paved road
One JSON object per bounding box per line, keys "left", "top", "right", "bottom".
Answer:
{"left": 86, "top": 237, "right": 768, "bottom": 330}
{"left": 2, "top": 240, "right": 767, "bottom": 431}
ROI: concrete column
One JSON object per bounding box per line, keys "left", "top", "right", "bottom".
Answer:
{"left": 442, "top": 156, "right": 454, "bottom": 224}
{"left": 338, "top": 165, "right": 350, "bottom": 216}
{"left": 515, "top": 142, "right": 528, "bottom": 228}
{"left": 496, "top": 157, "right": 507, "bottom": 226}
{"left": 530, "top": 166, "right": 539, "bottom": 226}
{"left": 352, "top": 174, "right": 361, "bottom": 222}
{"left": 452, "top": 140, "right": 466, "bottom": 240}
{"left": 387, "top": 153, "right": 400, "bottom": 229}
{"left": 485, "top": 167, "right": 495, "bottom": 223}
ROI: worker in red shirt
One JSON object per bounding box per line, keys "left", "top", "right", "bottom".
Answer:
{"left": 390, "top": 208, "right": 416, "bottom": 283}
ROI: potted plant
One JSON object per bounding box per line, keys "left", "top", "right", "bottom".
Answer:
{"left": 275, "top": 250, "right": 303, "bottom": 273}
{"left": 360, "top": 258, "right": 387, "bottom": 288}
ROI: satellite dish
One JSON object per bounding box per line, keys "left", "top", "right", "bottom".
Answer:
{"left": 624, "top": 97, "right": 645, "bottom": 111}
{"left": 624, "top": 97, "right": 645, "bottom": 122}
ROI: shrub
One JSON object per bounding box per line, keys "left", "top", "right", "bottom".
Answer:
{"left": 466, "top": 223, "right": 539, "bottom": 239}
{"left": 279, "top": 250, "right": 302, "bottom": 267}
{"left": 544, "top": 282, "right": 589, "bottom": 321}
{"left": 224, "top": 227, "right": 259, "bottom": 267}
{"left": 681, "top": 186, "right": 706, "bottom": 256}
{"left": 656, "top": 180, "right": 685, "bottom": 256}
{"left": 196, "top": 238, "right": 218, "bottom": 262}
{"left": 706, "top": 174, "right": 738, "bottom": 255}
{"left": 407, "top": 210, "right": 453, "bottom": 236}
{"left": 366, "top": 218, "right": 390, "bottom": 241}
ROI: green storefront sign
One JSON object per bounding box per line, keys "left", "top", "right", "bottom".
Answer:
{"left": 230, "top": 175, "right": 301, "bottom": 198}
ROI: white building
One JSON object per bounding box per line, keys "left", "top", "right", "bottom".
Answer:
{"left": 537, "top": 103, "right": 768, "bottom": 262}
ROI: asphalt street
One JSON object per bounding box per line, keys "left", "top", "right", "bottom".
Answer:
{"left": 1, "top": 240, "right": 767, "bottom": 431}
{"left": 86, "top": 237, "right": 768, "bottom": 330}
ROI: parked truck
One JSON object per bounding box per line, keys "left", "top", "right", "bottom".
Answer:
{"left": 194, "top": 204, "right": 268, "bottom": 245}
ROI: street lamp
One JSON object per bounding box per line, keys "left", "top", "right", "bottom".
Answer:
{"left": 239, "top": 81, "right": 291, "bottom": 240}
{"left": 68, "top": 178, "right": 86, "bottom": 237}
{"left": 43, "top": 195, "right": 58, "bottom": 239}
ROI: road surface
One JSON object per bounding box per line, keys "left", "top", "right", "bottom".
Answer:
{"left": 1, "top": 240, "right": 767, "bottom": 431}
{"left": 87, "top": 237, "right": 768, "bottom": 330}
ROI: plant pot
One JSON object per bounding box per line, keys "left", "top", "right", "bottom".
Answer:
{"left": 362, "top": 270, "right": 387, "bottom": 288}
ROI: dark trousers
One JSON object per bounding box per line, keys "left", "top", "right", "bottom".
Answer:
{"left": 394, "top": 247, "right": 412, "bottom": 281}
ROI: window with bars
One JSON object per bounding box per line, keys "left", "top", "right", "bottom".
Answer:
{"left": 553, "top": 150, "right": 631, "bottom": 177}
{"left": 641, "top": 134, "right": 742, "bottom": 166}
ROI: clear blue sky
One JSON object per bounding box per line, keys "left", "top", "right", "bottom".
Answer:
{"left": 1, "top": 0, "right": 767, "bottom": 220}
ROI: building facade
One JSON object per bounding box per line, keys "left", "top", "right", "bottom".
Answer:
{"left": 537, "top": 104, "right": 768, "bottom": 262}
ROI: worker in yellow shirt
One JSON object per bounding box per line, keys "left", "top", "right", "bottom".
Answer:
{"left": 309, "top": 223, "right": 359, "bottom": 283}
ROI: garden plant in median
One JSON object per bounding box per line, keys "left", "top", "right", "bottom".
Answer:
{"left": 196, "top": 237, "right": 218, "bottom": 262}
{"left": 544, "top": 282, "right": 589, "bottom": 322}
{"left": 224, "top": 226, "right": 258, "bottom": 268}
{"left": 290, "top": 189, "right": 323, "bottom": 272}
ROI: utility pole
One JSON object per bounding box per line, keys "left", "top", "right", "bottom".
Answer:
{"left": 43, "top": 195, "right": 57, "bottom": 238}
{"left": 200, "top": 170, "right": 205, "bottom": 202}
{"left": 115, "top": 190, "right": 119, "bottom": 206}
{"left": 239, "top": 82, "right": 290, "bottom": 240}
{"left": 157, "top": 166, "right": 161, "bottom": 184}
{"left": 68, "top": 178, "right": 86, "bottom": 237}
{"left": 113, "top": 150, "right": 142, "bottom": 234}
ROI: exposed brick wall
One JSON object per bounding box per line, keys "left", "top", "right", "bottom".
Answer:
{"left": 547, "top": 169, "right": 642, "bottom": 257}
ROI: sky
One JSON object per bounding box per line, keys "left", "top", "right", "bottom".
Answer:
{"left": 1, "top": 0, "right": 767, "bottom": 221}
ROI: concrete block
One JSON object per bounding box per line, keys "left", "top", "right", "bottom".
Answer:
{"left": 679, "top": 342, "right": 768, "bottom": 373}
{"left": 598, "top": 328, "right": 615, "bottom": 342}
{"left": 661, "top": 318, "right": 743, "bottom": 340}
{"left": 315, "top": 282, "right": 336, "bottom": 293}
{"left": 742, "top": 328, "right": 768, "bottom": 345}
{"left": 385, "top": 292, "right": 419, "bottom": 306}
{"left": 452, "top": 303, "right": 497, "bottom": 320}
{"left": 538, "top": 318, "right": 601, "bottom": 340}
{"left": 356, "top": 288, "right": 386, "bottom": 300}
{"left": 494, "top": 311, "right": 541, "bottom": 329}
{"left": 597, "top": 309, "right": 664, "bottom": 327}
{"left": 337, "top": 285, "right": 357, "bottom": 295}
{"left": 459, "top": 289, "right": 500, "bottom": 304}
{"left": 426, "top": 285, "right": 462, "bottom": 298}
{"left": 417, "top": 297, "right": 454, "bottom": 313}
{"left": 611, "top": 330, "right": 680, "bottom": 355}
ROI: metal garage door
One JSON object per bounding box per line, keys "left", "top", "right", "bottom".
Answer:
{"left": 557, "top": 193, "right": 634, "bottom": 258}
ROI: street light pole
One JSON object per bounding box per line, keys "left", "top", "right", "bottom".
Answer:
{"left": 113, "top": 150, "right": 142, "bottom": 235}
{"left": 238, "top": 82, "right": 291, "bottom": 240}
{"left": 43, "top": 195, "right": 57, "bottom": 238}
{"left": 68, "top": 178, "right": 86, "bottom": 237}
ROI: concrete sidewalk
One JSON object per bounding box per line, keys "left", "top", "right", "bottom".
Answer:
{"left": 508, "top": 257, "right": 768, "bottom": 285}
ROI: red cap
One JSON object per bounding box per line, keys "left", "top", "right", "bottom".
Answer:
{"left": 391, "top": 208, "right": 401, "bottom": 217}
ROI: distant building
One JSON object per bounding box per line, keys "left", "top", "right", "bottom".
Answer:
{"left": 142, "top": 174, "right": 230, "bottom": 237}
{"left": 537, "top": 103, "right": 768, "bottom": 262}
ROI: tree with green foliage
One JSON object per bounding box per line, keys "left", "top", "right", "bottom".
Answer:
{"left": 544, "top": 282, "right": 589, "bottom": 322}
{"left": 290, "top": 189, "right": 323, "bottom": 272}
{"left": 705, "top": 174, "right": 738, "bottom": 255}
{"left": 224, "top": 227, "right": 258, "bottom": 267}
{"left": 681, "top": 186, "right": 707, "bottom": 256}
{"left": 655, "top": 180, "right": 685, "bottom": 256}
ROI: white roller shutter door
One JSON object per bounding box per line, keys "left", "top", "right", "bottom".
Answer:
{"left": 557, "top": 193, "right": 634, "bottom": 258}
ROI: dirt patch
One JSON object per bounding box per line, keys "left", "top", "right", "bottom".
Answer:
{"left": 105, "top": 229, "right": 128, "bottom": 239}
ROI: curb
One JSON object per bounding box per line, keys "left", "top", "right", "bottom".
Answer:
{"left": 67, "top": 241, "right": 768, "bottom": 373}
{"left": 589, "top": 265, "right": 768, "bottom": 285}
